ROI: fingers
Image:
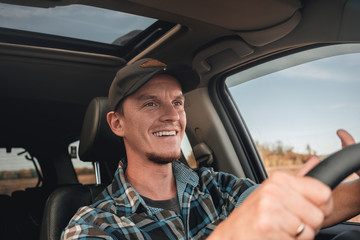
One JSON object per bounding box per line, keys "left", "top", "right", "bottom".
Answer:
{"left": 337, "top": 129, "right": 355, "bottom": 147}
{"left": 296, "top": 156, "right": 321, "bottom": 177}
{"left": 270, "top": 172, "right": 333, "bottom": 218}
{"left": 267, "top": 172, "right": 333, "bottom": 237}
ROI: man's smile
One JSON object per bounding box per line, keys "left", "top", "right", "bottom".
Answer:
{"left": 152, "top": 130, "right": 177, "bottom": 137}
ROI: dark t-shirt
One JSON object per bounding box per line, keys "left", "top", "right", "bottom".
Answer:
{"left": 141, "top": 195, "right": 181, "bottom": 214}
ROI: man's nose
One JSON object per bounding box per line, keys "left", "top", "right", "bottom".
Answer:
{"left": 159, "top": 103, "right": 180, "bottom": 122}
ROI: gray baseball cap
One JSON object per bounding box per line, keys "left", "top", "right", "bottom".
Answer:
{"left": 108, "top": 58, "right": 199, "bottom": 111}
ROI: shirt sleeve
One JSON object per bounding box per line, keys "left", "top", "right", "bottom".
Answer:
{"left": 62, "top": 223, "right": 113, "bottom": 240}
{"left": 199, "top": 167, "right": 259, "bottom": 215}
{"left": 235, "top": 184, "right": 260, "bottom": 207}
{"left": 61, "top": 206, "right": 117, "bottom": 240}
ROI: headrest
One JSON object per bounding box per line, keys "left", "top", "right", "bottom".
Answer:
{"left": 79, "top": 97, "right": 125, "bottom": 162}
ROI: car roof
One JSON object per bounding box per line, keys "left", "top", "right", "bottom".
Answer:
{"left": 0, "top": 0, "right": 358, "bottom": 151}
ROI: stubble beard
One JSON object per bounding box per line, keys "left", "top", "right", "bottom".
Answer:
{"left": 146, "top": 151, "right": 181, "bottom": 165}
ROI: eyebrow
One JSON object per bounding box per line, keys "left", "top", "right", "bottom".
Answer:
{"left": 136, "top": 93, "right": 185, "bottom": 102}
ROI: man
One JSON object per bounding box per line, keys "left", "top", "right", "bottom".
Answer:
{"left": 63, "top": 58, "right": 360, "bottom": 239}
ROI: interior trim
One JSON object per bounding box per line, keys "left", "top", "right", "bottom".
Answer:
{"left": 0, "top": 42, "right": 125, "bottom": 65}
{"left": 237, "top": 11, "right": 302, "bottom": 47}
{"left": 128, "top": 24, "right": 182, "bottom": 64}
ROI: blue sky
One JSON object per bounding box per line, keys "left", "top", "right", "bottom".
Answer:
{"left": 228, "top": 53, "right": 360, "bottom": 156}
{"left": 0, "top": 3, "right": 155, "bottom": 44}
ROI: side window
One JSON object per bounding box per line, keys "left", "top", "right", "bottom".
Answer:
{"left": 0, "top": 148, "right": 40, "bottom": 195}
{"left": 69, "top": 141, "right": 95, "bottom": 184}
{"left": 226, "top": 45, "right": 360, "bottom": 222}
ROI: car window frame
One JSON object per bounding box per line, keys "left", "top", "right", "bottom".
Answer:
{"left": 212, "top": 43, "right": 360, "bottom": 183}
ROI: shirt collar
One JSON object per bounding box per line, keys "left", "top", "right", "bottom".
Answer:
{"left": 173, "top": 160, "right": 199, "bottom": 187}
{"left": 111, "top": 159, "right": 199, "bottom": 215}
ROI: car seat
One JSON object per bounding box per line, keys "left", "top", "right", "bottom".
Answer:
{"left": 39, "top": 97, "right": 125, "bottom": 240}
{"left": 0, "top": 194, "right": 14, "bottom": 240}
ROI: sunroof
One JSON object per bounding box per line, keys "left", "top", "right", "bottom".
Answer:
{"left": 0, "top": 3, "right": 157, "bottom": 46}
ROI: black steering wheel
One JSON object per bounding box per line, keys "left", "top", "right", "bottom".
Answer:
{"left": 305, "top": 143, "right": 360, "bottom": 239}
{"left": 306, "top": 142, "right": 360, "bottom": 189}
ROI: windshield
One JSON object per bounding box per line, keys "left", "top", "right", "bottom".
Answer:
{"left": 0, "top": 3, "right": 157, "bottom": 45}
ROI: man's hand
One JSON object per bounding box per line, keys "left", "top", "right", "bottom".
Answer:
{"left": 336, "top": 129, "right": 360, "bottom": 177}
{"left": 209, "top": 171, "right": 333, "bottom": 240}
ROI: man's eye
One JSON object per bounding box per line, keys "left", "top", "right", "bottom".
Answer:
{"left": 174, "top": 101, "right": 183, "bottom": 106}
{"left": 145, "top": 102, "right": 155, "bottom": 107}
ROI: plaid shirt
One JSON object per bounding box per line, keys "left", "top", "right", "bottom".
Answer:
{"left": 62, "top": 160, "right": 258, "bottom": 240}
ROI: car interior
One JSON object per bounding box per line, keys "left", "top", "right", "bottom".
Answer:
{"left": 1, "top": 0, "right": 360, "bottom": 239}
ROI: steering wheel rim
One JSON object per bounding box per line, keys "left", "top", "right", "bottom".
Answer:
{"left": 306, "top": 143, "right": 360, "bottom": 189}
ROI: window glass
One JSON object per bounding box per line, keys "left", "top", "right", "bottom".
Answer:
{"left": 0, "top": 148, "right": 39, "bottom": 195}
{"left": 69, "top": 141, "right": 95, "bottom": 184}
{"left": 226, "top": 44, "right": 360, "bottom": 222}
{"left": 0, "top": 3, "right": 156, "bottom": 45}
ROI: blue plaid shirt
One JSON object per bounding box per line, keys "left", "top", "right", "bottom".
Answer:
{"left": 62, "top": 160, "right": 258, "bottom": 239}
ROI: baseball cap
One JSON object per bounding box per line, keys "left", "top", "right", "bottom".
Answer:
{"left": 108, "top": 58, "right": 199, "bottom": 111}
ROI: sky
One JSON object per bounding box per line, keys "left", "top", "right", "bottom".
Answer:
{"left": 228, "top": 52, "right": 360, "bottom": 156}
{"left": 0, "top": 3, "right": 156, "bottom": 44}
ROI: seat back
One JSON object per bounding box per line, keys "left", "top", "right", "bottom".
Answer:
{"left": 40, "top": 184, "right": 106, "bottom": 240}
{"left": 40, "top": 97, "right": 126, "bottom": 240}
{"left": 0, "top": 194, "right": 15, "bottom": 240}
{"left": 11, "top": 188, "right": 48, "bottom": 240}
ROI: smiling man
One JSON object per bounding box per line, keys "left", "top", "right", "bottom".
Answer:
{"left": 62, "top": 58, "right": 360, "bottom": 240}
{"left": 107, "top": 72, "right": 187, "bottom": 202}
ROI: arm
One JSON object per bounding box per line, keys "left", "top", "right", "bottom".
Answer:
{"left": 62, "top": 224, "right": 113, "bottom": 240}
{"left": 322, "top": 129, "right": 360, "bottom": 227}
{"left": 61, "top": 206, "right": 118, "bottom": 240}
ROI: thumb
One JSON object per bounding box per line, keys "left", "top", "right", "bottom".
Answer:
{"left": 336, "top": 129, "right": 355, "bottom": 148}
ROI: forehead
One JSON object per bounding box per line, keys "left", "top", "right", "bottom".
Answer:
{"left": 135, "top": 74, "right": 183, "bottom": 96}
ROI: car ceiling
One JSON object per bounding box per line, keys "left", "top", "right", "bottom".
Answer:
{"left": 0, "top": 0, "right": 359, "bottom": 151}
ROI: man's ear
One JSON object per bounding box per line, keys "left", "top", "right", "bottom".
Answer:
{"left": 107, "top": 111, "right": 124, "bottom": 137}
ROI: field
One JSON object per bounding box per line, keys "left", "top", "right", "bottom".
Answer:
{"left": 0, "top": 173, "right": 95, "bottom": 195}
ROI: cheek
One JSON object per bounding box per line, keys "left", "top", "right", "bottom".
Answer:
{"left": 181, "top": 111, "right": 187, "bottom": 128}
{"left": 121, "top": 116, "right": 140, "bottom": 136}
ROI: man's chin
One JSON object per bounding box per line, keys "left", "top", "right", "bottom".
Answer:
{"left": 146, "top": 152, "right": 181, "bottom": 165}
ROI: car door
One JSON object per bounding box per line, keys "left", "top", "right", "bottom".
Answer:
{"left": 219, "top": 43, "right": 360, "bottom": 239}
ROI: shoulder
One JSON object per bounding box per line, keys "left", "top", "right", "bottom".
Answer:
{"left": 62, "top": 206, "right": 112, "bottom": 239}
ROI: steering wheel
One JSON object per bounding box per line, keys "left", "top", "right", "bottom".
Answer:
{"left": 306, "top": 142, "right": 360, "bottom": 189}
{"left": 305, "top": 143, "right": 360, "bottom": 239}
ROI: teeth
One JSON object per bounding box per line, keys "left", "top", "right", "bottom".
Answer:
{"left": 153, "top": 131, "right": 176, "bottom": 137}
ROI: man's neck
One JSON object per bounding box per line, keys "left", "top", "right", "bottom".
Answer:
{"left": 125, "top": 157, "right": 177, "bottom": 201}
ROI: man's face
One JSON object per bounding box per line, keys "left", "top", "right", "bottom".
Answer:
{"left": 117, "top": 74, "right": 186, "bottom": 164}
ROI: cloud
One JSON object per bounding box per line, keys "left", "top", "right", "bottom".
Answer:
{"left": 327, "top": 104, "right": 347, "bottom": 109}
{"left": 277, "top": 54, "right": 360, "bottom": 83}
